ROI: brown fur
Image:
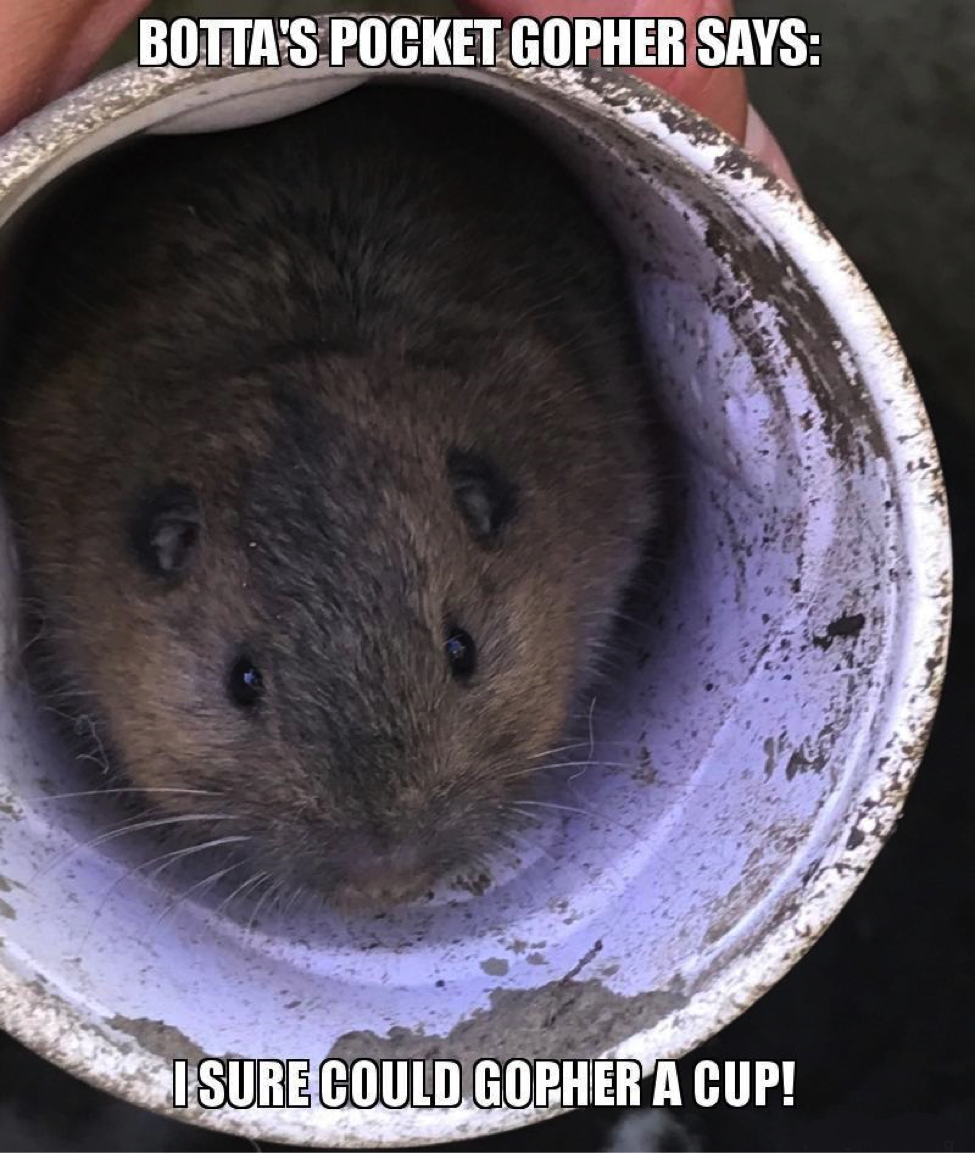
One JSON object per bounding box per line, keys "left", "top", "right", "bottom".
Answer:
{"left": 1, "top": 84, "right": 658, "bottom": 909}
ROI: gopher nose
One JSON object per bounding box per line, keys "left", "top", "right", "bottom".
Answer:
{"left": 330, "top": 832, "right": 429, "bottom": 885}
{"left": 322, "top": 833, "right": 437, "bottom": 909}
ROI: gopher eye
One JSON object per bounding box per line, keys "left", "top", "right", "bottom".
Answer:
{"left": 445, "top": 628, "right": 477, "bottom": 680}
{"left": 228, "top": 656, "right": 263, "bottom": 707}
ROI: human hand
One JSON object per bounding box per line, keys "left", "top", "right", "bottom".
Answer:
{"left": 0, "top": 0, "right": 149, "bottom": 136}
{"left": 0, "top": 0, "right": 796, "bottom": 189}
{"left": 456, "top": 0, "right": 798, "bottom": 188}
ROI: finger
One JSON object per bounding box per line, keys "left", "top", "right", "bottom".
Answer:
{"left": 0, "top": 0, "right": 149, "bottom": 135}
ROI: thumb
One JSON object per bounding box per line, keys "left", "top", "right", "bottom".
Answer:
{"left": 0, "top": 0, "right": 149, "bottom": 136}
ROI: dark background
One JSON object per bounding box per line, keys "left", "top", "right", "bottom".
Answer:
{"left": 2, "top": 0, "right": 972, "bottom": 1149}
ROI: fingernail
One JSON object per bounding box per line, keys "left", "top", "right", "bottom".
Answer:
{"left": 744, "top": 104, "right": 801, "bottom": 193}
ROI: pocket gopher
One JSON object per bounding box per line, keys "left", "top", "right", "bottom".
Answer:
{"left": 1, "top": 83, "right": 659, "bottom": 910}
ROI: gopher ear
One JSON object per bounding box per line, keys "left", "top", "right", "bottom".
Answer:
{"left": 446, "top": 448, "right": 518, "bottom": 545}
{"left": 129, "top": 482, "right": 201, "bottom": 579}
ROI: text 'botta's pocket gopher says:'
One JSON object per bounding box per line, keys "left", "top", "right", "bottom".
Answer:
{"left": 1, "top": 84, "right": 661, "bottom": 915}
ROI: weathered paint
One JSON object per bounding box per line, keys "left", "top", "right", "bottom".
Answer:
{"left": 0, "top": 16, "right": 951, "bottom": 1149}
